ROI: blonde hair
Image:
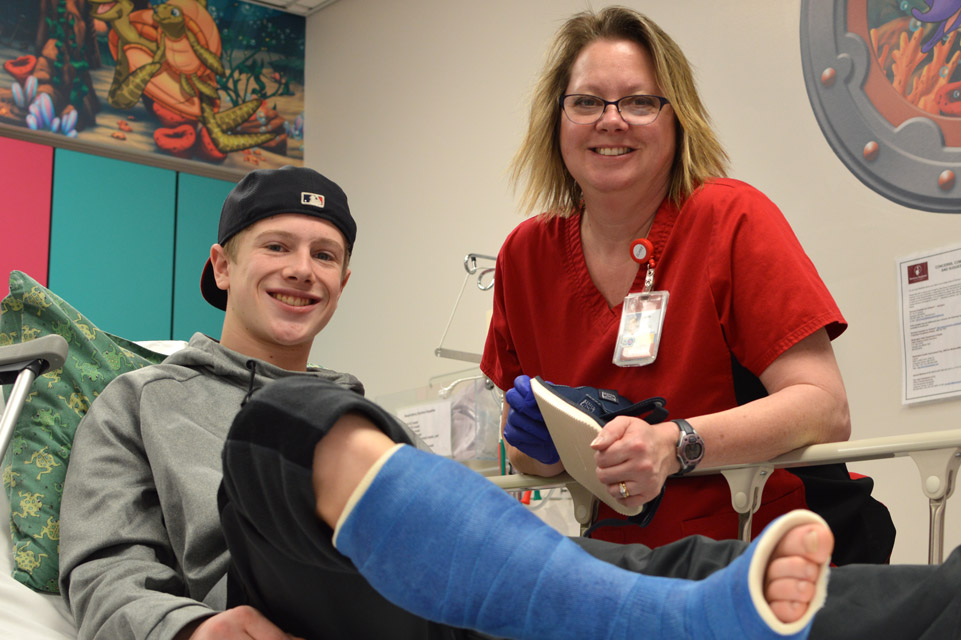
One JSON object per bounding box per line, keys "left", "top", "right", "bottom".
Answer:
{"left": 510, "top": 6, "right": 729, "bottom": 216}
{"left": 221, "top": 228, "right": 250, "bottom": 262}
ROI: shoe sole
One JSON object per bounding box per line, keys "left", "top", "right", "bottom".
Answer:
{"left": 530, "top": 376, "right": 644, "bottom": 516}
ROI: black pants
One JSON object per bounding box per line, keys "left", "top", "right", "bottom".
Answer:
{"left": 218, "top": 376, "right": 487, "bottom": 640}
{"left": 582, "top": 534, "right": 961, "bottom": 639}
{"left": 219, "top": 376, "right": 961, "bottom": 640}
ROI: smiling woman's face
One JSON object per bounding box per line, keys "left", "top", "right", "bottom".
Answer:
{"left": 559, "top": 38, "right": 676, "bottom": 204}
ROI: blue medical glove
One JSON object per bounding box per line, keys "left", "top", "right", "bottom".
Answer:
{"left": 503, "top": 375, "right": 560, "bottom": 465}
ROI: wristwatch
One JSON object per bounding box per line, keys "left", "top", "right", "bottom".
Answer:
{"left": 671, "top": 419, "right": 704, "bottom": 476}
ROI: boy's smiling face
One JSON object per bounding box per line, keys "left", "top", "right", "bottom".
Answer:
{"left": 211, "top": 213, "right": 351, "bottom": 369}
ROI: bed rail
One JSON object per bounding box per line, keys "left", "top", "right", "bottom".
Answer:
{"left": 488, "top": 429, "right": 961, "bottom": 564}
{"left": 0, "top": 335, "right": 69, "bottom": 463}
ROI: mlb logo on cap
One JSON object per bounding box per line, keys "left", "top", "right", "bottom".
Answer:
{"left": 302, "top": 192, "right": 325, "bottom": 208}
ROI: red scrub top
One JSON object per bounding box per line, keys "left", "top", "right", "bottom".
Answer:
{"left": 481, "top": 179, "right": 846, "bottom": 545}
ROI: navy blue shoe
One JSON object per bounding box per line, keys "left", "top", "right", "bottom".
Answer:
{"left": 539, "top": 380, "right": 669, "bottom": 427}
{"left": 530, "top": 377, "right": 668, "bottom": 530}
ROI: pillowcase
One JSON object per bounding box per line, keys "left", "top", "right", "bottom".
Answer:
{"left": 1, "top": 270, "right": 167, "bottom": 593}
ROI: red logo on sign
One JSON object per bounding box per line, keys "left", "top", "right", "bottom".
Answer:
{"left": 907, "top": 262, "right": 929, "bottom": 284}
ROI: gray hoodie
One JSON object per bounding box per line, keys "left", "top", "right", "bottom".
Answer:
{"left": 59, "top": 334, "right": 365, "bottom": 640}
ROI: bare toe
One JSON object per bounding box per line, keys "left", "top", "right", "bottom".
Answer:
{"left": 768, "top": 600, "right": 806, "bottom": 624}
{"left": 773, "top": 523, "right": 833, "bottom": 566}
{"left": 764, "top": 522, "right": 833, "bottom": 624}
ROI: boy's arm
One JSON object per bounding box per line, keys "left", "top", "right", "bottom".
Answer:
{"left": 59, "top": 376, "right": 214, "bottom": 640}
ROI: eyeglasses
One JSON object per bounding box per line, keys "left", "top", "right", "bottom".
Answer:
{"left": 559, "top": 94, "right": 671, "bottom": 126}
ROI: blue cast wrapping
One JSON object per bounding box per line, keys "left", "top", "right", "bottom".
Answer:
{"left": 335, "top": 445, "right": 812, "bottom": 640}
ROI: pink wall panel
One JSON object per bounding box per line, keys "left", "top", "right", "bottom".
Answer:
{"left": 0, "top": 135, "right": 53, "bottom": 298}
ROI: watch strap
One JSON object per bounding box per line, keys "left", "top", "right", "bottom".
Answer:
{"left": 671, "top": 418, "right": 704, "bottom": 476}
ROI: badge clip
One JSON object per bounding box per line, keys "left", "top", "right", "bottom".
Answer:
{"left": 630, "top": 238, "right": 654, "bottom": 264}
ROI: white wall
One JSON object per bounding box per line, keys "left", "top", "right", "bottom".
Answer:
{"left": 305, "top": 0, "right": 961, "bottom": 564}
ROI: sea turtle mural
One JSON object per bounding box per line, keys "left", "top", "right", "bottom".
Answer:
{"left": 89, "top": 0, "right": 278, "bottom": 160}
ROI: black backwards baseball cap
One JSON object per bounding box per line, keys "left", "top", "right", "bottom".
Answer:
{"left": 201, "top": 165, "right": 356, "bottom": 310}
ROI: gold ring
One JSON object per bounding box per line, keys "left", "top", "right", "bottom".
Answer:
{"left": 618, "top": 482, "right": 630, "bottom": 499}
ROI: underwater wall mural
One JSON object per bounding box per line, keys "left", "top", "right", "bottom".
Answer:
{"left": 801, "top": 0, "right": 961, "bottom": 212}
{"left": 0, "top": 0, "right": 305, "bottom": 177}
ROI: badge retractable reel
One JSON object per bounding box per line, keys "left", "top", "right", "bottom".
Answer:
{"left": 613, "top": 238, "right": 669, "bottom": 367}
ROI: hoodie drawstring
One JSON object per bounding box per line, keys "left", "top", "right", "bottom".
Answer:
{"left": 242, "top": 360, "right": 257, "bottom": 407}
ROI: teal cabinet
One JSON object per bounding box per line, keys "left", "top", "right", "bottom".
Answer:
{"left": 7, "top": 139, "right": 236, "bottom": 342}
{"left": 49, "top": 150, "right": 177, "bottom": 341}
{"left": 173, "top": 174, "right": 234, "bottom": 341}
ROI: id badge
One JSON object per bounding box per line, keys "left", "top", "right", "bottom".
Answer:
{"left": 613, "top": 291, "right": 668, "bottom": 367}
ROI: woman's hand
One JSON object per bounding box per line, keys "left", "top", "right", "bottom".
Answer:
{"left": 591, "top": 416, "right": 679, "bottom": 506}
{"left": 499, "top": 378, "right": 566, "bottom": 477}
{"left": 503, "top": 375, "right": 560, "bottom": 465}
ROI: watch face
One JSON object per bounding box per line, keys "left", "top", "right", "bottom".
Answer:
{"left": 684, "top": 442, "right": 703, "bottom": 461}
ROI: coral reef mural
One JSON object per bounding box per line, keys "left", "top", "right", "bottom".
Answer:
{"left": 868, "top": 0, "right": 961, "bottom": 116}
{"left": 801, "top": 0, "right": 961, "bottom": 213}
{"left": 0, "top": 0, "right": 304, "bottom": 175}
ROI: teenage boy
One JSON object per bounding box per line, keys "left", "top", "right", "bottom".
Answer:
{"left": 59, "top": 166, "right": 832, "bottom": 640}
{"left": 60, "top": 166, "right": 376, "bottom": 639}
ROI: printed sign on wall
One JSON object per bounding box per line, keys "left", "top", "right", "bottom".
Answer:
{"left": 897, "top": 243, "right": 961, "bottom": 403}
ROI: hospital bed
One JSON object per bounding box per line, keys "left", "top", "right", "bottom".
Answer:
{"left": 2, "top": 317, "right": 961, "bottom": 638}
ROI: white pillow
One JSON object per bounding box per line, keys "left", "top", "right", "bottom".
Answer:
{"left": 135, "top": 340, "right": 189, "bottom": 355}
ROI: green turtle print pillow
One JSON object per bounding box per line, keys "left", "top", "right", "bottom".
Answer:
{"left": 1, "top": 270, "right": 166, "bottom": 593}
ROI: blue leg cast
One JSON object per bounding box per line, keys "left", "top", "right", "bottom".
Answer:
{"left": 334, "top": 445, "right": 823, "bottom": 640}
